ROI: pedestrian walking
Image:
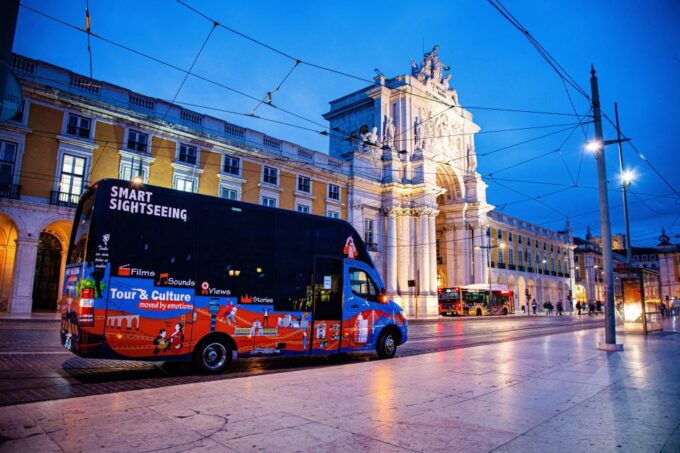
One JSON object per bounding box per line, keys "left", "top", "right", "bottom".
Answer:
{"left": 596, "top": 300, "right": 603, "bottom": 314}
{"left": 532, "top": 299, "right": 537, "bottom": 315}
{"left": 557, "top": 301, "right": 564, "bottom": 316}
{"left": 576, "top": 301, "right": 582, "bottom": 316}
{"left": 543, "top": 302, "right": 548, "bottom": 316}
{"left": 588, "top": 301, "right": 595, "bottom": 316}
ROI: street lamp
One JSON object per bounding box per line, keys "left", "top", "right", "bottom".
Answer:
{"left": 585, "top": 139, "right": 603, "bottom": 153}
{"left": 621, "top": 169, "right": 635, "bottom": 186}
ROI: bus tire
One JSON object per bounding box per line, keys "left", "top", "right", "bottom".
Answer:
{"left": 376, "top": 329, "right": 398, "bottom": 359}
{"left": 194, "top": 336, "right": 232, "bottom": 374}
{"left": 476, "top": 308, "right": 482, "bottom": 316}
{"left": 502, "top": 307, "right": 509, "bottom": 315}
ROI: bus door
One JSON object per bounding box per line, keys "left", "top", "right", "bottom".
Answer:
{"left": 311, "top": 256, "right": 343, "bottom": 352}
{"left": 342, "top": 262, "right": 382, "bottom": 350}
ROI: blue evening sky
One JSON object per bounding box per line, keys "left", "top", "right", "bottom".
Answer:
{"left": 13, "top": 0, "right": 680, "bottom": 245}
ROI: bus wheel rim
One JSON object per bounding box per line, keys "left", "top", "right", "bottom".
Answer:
{"left": 203, "top": 343, "right": 227, "bottom": 370}
{"left": 384, "top": 335, "right": 395, "bottom": 355}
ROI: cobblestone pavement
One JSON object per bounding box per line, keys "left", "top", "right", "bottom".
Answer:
{"left": 0, "top": 315, "right": 604, "bottom": 407}
{"left": 1, "top": 318, "right": 678, "bottom": 452}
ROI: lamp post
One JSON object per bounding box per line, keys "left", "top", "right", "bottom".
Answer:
{"left": 586, "top": 67, "right": 628, "bottom": 351}
{"left": 615, "top": 102, "right": 634, "bottom": 264}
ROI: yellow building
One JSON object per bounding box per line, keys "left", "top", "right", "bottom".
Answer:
{"left": 0, "top": 54, "right": 348, "bottom": 314}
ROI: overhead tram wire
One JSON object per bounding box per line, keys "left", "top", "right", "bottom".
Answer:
{"left": 174, "top": 0, "right": 591, "bottom": 119}
{"left": 21, "top": 4, "right": 623, "bottom": 225}
{"left": 20, "top": 4, "right": 337, "bottom": 134}
{"left": 487, "top": 0, "right": 678, "bottom": 201}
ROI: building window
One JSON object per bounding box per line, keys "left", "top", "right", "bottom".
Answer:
{"left": 296, "top": 204, "right": 310, "bottom": 214}
{"left": 261, "top": 196, "right": 277, "bottom": 207}
{"left": 120, "top": 162, "right": 148, "bottom": 182}
{"left": 328, "top": 184, "right": 340, "bottom": 201}
{"left": 497, "top": 230, "right": 502, "bottom": 240}
{"left": 508, "top": 249, "right": 514, "bottom": 265}
{"left": 66, "top": 114, "right": 91, "bottom": 138}
{"left": 551, "top": 258, "right": 555, "bottom": 271}
{"left": 364, "top": 219, "right": 375, "bottom": 245}
{"left": 174, "top": 175, "right": 196, "bottom": 193}
{"left": 576, "top": 269, "right": 581, "bottom": 280}
{"left": 222, "top": 155, "right": 240, "bottom": 175}
{"left": 543, "top": 243, "right": 547, "bottom": 250}
{"left": 508, "top": 232, "right": 513, "bottom": 242}
{"left": 575, "top": 255, "right": 579, "bottom": 263}
{"left": 127, "top": 129, "right": 149, "bottom": 153}
{"left": 220, "top": 187, "right": 239, "bottom": 200}
{"left": 518, "top": 250, "right": 524, "bottom": 266}
{"left": 327, "top": 210, "right": 340, "bottom": 219}
{"left": 59, "top": 154, "right": 86, "bottom": 200}
{"left": 263, "top": 166, "right": 278, "bottom": 185}
{"left": 498, "top": 248, "right": 504, "bottom": 264}
{"left": 526, "top": 238, "right": 531, "bottom": 247}
{"left": 550, "top": 244, "right": 554, "bottom": 252}
{"left": 518, "top": 236, "right": 522, "bottom": 244}
{"left": 178, "top": 144, "right": 197, "bottom": 165}
{"left": 558, "top": 260, "right": 562, "bottom": 273}
{"left": 297, "top": 175, "right": 311, "bottom": 193}
{"left": 536, "top": 254, "right": 540, "bottom": 268}
{"left": 0, "top": 141, "right": 17, "bottom": 186}
{"left": 486, "top": 228, "right": 491, "bottom": 237}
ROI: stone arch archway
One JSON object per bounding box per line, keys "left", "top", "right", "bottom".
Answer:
{"left": 434, "top": 162, "right": 467, "bottom": 293}
{"left": 32, "top": 220, "right": 72, "bottom": 312}
{"left": 507, "top": 274, "right": 518, "bottom": 312}
{"left": 0, "top": 213, "right": 19, "bottom": 312}
{"left": 518, "top": 276, "right": 527, "bottom": 311}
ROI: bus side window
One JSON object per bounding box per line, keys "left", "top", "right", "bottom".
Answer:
{"left": 349, "top": 268, "right": 378, "bottom": 302}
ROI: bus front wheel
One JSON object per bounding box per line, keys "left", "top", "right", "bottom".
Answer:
{"left": 376, "top": 330, "right": 398, "bottom": 359}
{"left": 194, "top": 337, "right": 232, "bottom": 374}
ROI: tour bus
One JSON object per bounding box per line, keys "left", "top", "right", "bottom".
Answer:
{"left": 438, "top": 284, "right": 515, "bottom": 316}
{"left": 60, "top": 179, "right": 407, "bottom": 373}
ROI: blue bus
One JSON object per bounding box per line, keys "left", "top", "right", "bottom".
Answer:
{"left": 60, "top": 179, "right": 407, "bottom": 373}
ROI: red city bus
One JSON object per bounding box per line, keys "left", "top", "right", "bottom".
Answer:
{"left": 438, "top": 284, "right": 515, "bottom": 316}
{"left": 60, "top": 180, "right": 408, "bottom": 373}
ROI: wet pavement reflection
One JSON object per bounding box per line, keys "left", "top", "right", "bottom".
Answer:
{"left": 0, "top": 316, "right": 604, "bottom": 406}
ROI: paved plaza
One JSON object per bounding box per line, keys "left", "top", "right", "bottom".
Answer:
{"left": 1, "top": 319, "right": 679, "bottom": 452}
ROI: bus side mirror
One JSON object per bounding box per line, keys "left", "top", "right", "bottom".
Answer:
{"left": 378, "top": 288, "right": 388, "bottom": 304}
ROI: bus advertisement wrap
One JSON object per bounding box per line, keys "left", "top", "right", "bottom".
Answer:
{"left": 60, "top": 180, "right": 407, "bottom": 372}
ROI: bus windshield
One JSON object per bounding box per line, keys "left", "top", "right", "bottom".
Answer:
{"left": 67, "top": 190, "right": 95, "bottom": 265}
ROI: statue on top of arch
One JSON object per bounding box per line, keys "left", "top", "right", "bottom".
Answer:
{"left": 411, "top": 44, "right": 452, "bottom": 88}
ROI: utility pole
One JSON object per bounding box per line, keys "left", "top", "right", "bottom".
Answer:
{"left": 590, "top": 67, "right": 623, "bottom": 351}
{"left": 614, "top": 102, "right": 633, "bottom": 264}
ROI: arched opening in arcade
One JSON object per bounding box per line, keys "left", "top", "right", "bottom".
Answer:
{"left": 31, "top": 220, "right": 71, "bottom": 312}
{"left": 0, "top": 213, "right": 18, "bottom": 312}
{"left": 434, "top": 163, "right": 464, "bottom": 289}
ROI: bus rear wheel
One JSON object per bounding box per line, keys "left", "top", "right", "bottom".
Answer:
{"left": 376, "top": 330, "right": 397, "bottom": 359}
{"left": 194, "top": 337, "right": 232, "bottom": 374}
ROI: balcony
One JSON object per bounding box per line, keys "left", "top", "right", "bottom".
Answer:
{"left": 497, "top": 263, "right": 506, "bottom": 269}
{"left": 50, "top": 191, "right": 80, "bottom": 208}
{"left": 508, "top": 264, "right": 516, "bottom": 270}
{"left": 526, "top": 267, "right": 534, "bottom": 273}
{"left": 0, "top": 183, "right": 20, "bottom": 200}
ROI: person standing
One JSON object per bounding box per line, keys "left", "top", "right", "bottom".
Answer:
{"left": 557, "top": 301, "right": 564, "bottom": 316}
{"left": 576, "top": 301, "right": 582, "bottom": 316}
{"left": 532, "top": 299, "right": 538, "bottom": 315}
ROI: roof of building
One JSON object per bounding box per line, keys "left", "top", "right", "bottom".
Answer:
{"left": 10, "top": 53, "right": 348, "bottom": 175}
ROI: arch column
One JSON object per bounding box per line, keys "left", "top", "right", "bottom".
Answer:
{"left": 428, "top": 210, "right": 439, "bottom": 292}
{"left": 385, "top": 208, "right": 398, "bottom": 294}
{"left": 9, "top": 236, "right": 39, "bottom": 314}
{"left": 418, "top": 209, "right": 430, "bottom": 294}
{"left": 396, "top": 209, "right": 409, "bottom": 294}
